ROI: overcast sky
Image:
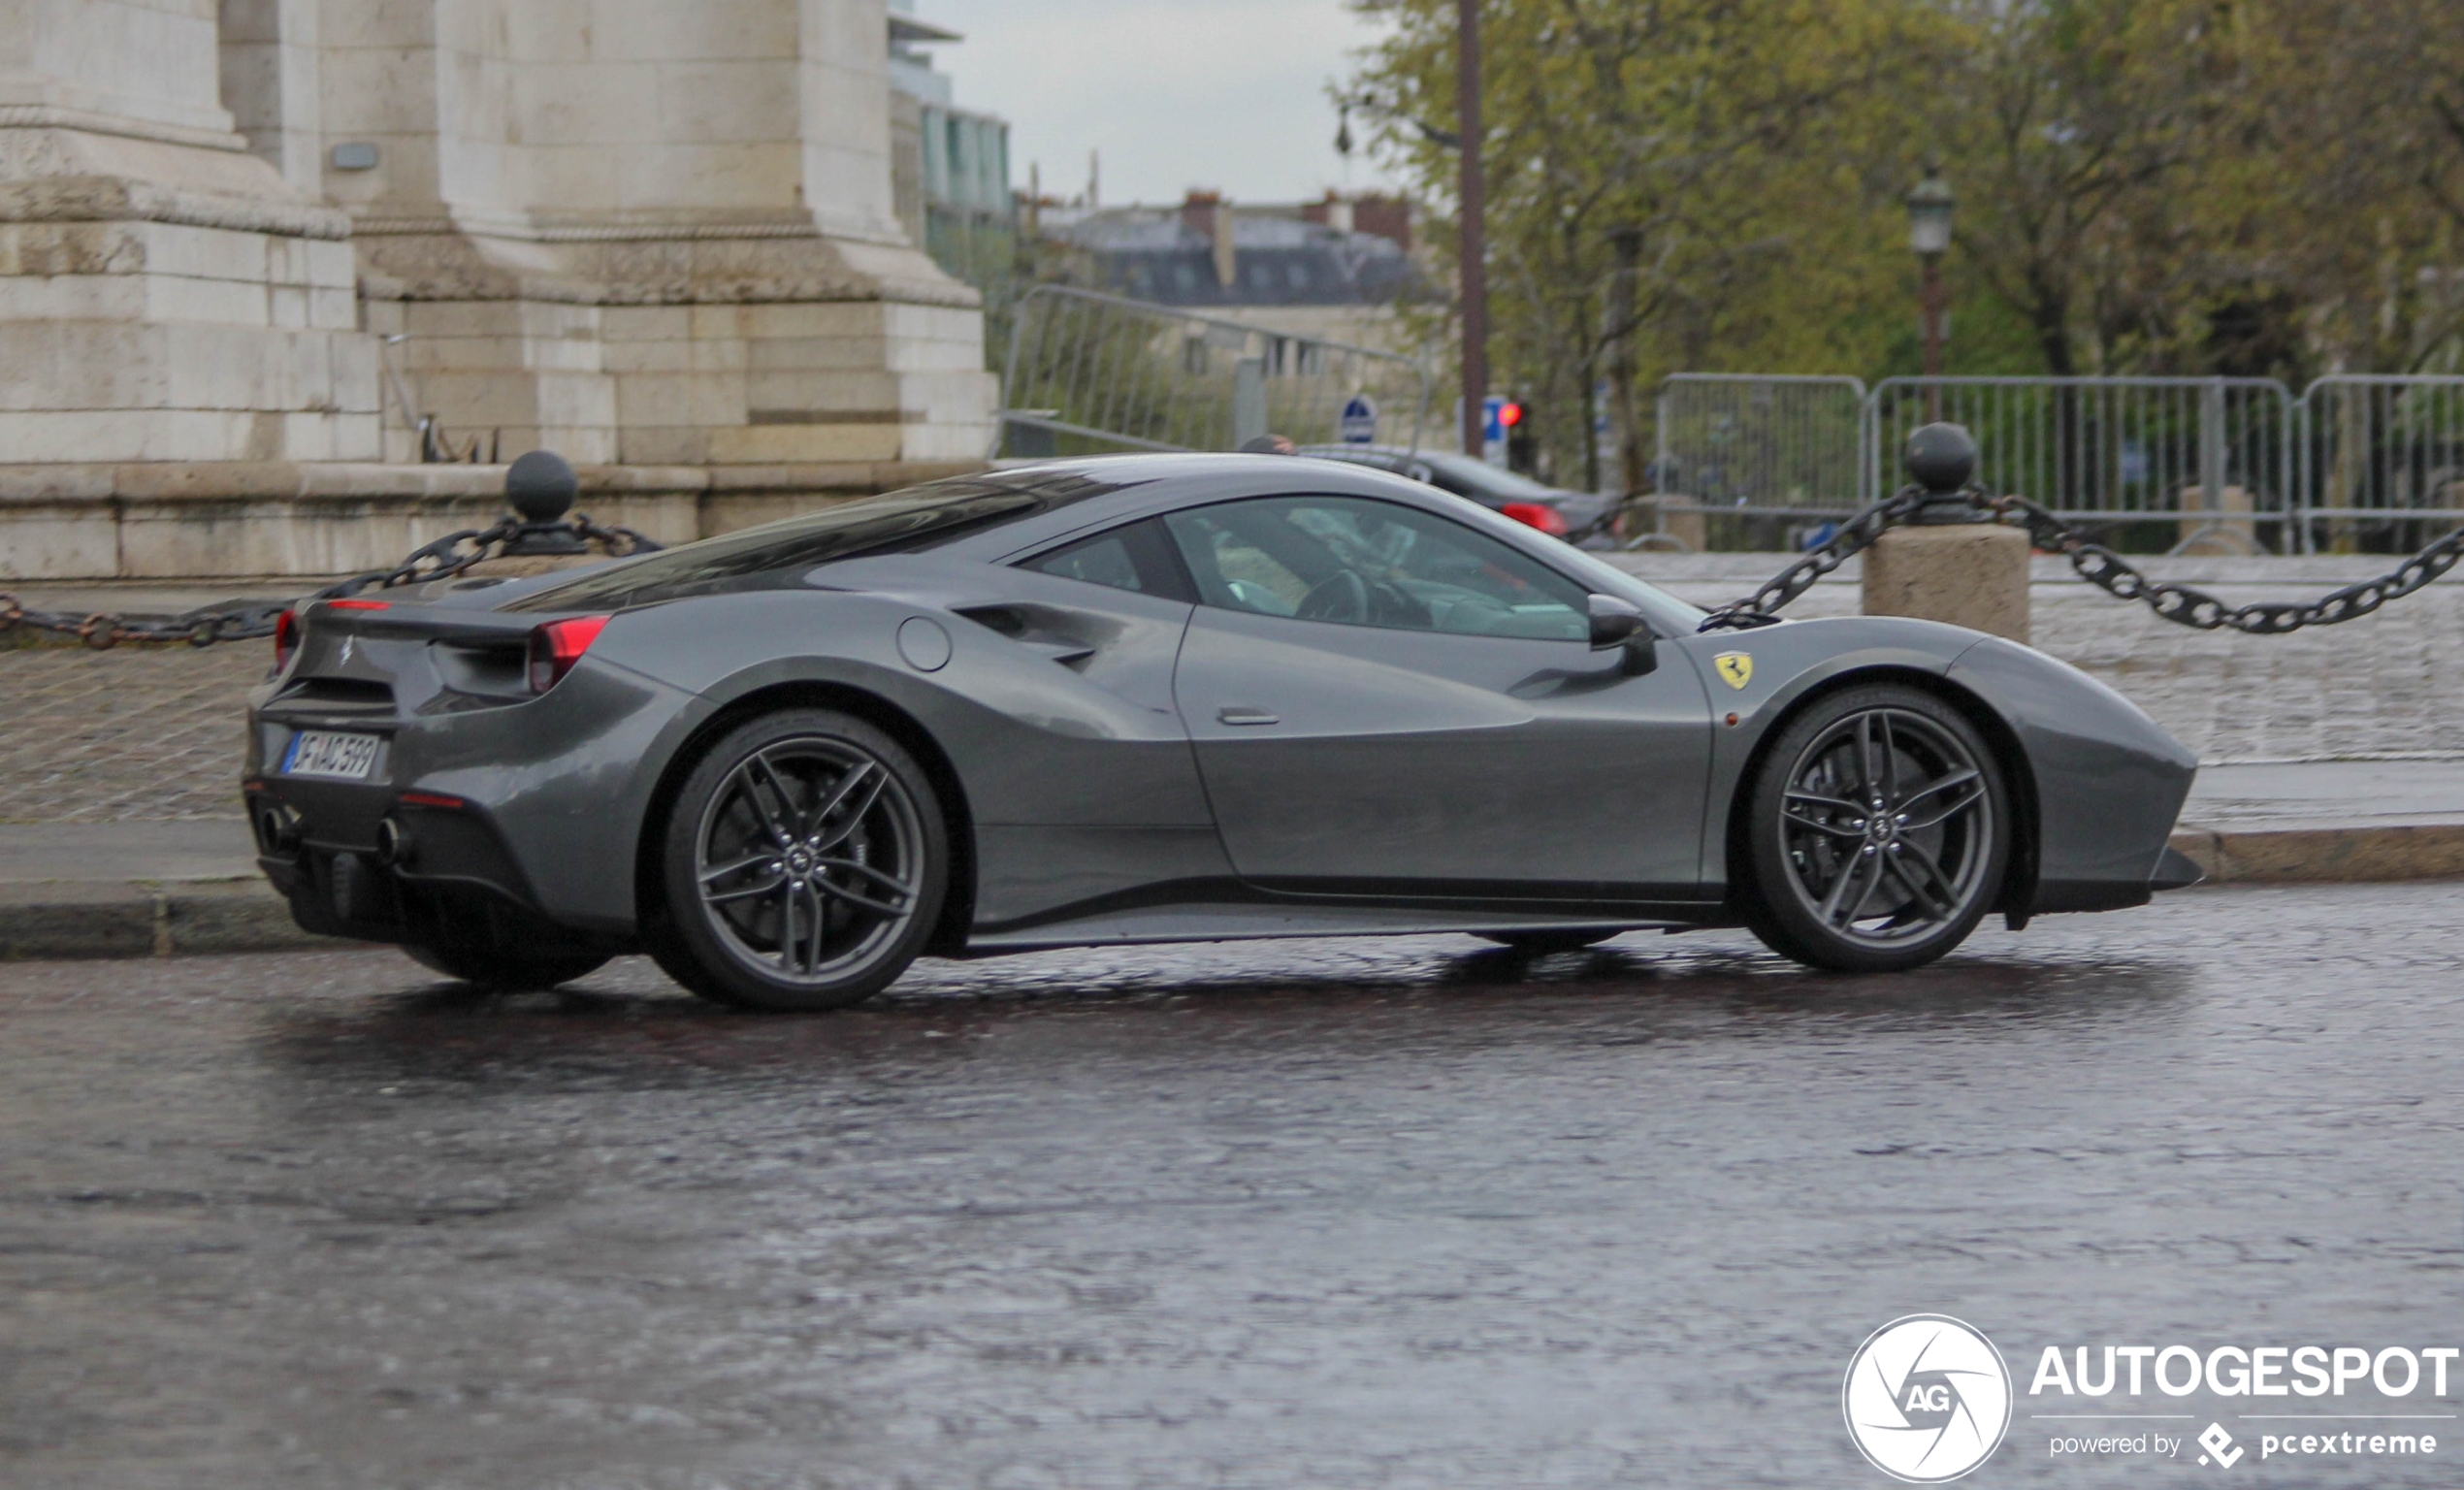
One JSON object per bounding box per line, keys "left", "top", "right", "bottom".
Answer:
{"left": 915, "top": 0, "right": 1405, "bottom": 208}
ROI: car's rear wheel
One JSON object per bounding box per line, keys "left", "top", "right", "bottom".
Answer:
{"left": 404, "top": 942, "right": 610, "bottom": 990}
{"left": 649, "top": 708, "right": 947, "bottom": 1012}
{"left": 1742, "top": 684, "right": 2008, "bottom": 972}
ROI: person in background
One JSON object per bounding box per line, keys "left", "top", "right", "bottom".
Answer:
{"left": 1239, "top": 434, "right": 1295, "bottom": 455}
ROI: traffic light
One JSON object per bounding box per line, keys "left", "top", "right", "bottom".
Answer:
{"left": 1502, "top": 397, "right": 1540, "bottom": 475}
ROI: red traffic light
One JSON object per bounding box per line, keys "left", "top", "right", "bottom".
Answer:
{"left": 1497, "top": 401, "right": 1524, "bottom": 429}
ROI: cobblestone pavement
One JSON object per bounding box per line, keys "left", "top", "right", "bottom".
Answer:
{"left": 0, "top": 644, "right": 264, "bottom": 824}
{"left": 5, "top": 557, "right": 2462, "bottom": 825}
{"left": 2, "top": 885, "right": 2458, "bottom": 1488}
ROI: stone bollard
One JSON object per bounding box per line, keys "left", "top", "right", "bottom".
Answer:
{"left": 1860, "top": 424, "right": 2032, "bottom": 645}
{"left": 1863, "top": 522, "right": 2031, "bottom": 643}
{"left": 2175, "top": 484, "right": 2260, "bottom": 556}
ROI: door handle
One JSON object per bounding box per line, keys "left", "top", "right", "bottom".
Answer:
{"left": 1216, "top": 706, "right": 1280, "bottom": 727}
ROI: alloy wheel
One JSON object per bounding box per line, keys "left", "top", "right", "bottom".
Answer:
{"left": 1772, "top": 706, "right": 1995, "bottom": 950}
{"left": 693, "top": 737, "right": 926, "bottom": 985}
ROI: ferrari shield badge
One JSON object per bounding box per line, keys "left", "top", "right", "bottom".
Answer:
{"left": 1713, "top": 652, "right": 1753, "bottom": 690}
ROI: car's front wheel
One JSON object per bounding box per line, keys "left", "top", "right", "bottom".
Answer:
{"left": 649, "top": 708, "right": 947, "bottom": 1012}
{"left": 1742, "top": 684, "right": 2008, "bottom": 972}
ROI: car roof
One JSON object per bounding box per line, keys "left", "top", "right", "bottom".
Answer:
{"left": 945, "top": 452, "right": 1494, "bottom": 559}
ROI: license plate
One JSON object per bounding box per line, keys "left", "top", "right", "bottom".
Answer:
{"left": 282, "top": 729, "right": 383, "bottom": 781}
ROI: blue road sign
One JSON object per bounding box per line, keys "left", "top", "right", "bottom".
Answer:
{"left": 1339, "top": 395, "right": 1378, "bottom": 444}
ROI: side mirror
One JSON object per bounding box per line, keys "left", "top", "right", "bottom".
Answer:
{"left": 1587, "top": 594, "right": 1659, "bottom": 675}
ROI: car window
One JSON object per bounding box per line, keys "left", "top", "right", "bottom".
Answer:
{"left": 1018, "top": 518, "right": 1194, "bottom": 601}
{"left": 1161, "top": 496, "right": 1589, "bottom": 640}
{"left": 1029, "top": 531, "right": 1146, "bottom": 592}
{"left": 505, "top": 470, "right": 1138, "bottom": 613}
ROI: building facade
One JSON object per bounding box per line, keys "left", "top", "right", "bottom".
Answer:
{"left": 1048, "top": 190, "right": 1422, "bottom": 352}
{"left": 886, "top": 3, "right": 1014, "bottom": 330}
{"left": 0, "top": 0, "right": 996, "bottom": 471}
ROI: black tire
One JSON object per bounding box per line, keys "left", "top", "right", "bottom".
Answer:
{"left": 1741, "top": 684, "right": 2009, "bottom": 973}
{"left": 403, "top": 942, "right": 610, "bottom": 989}
{"left": 1476, "top": 928, "right": 1622, "bottom": 954}
{"left": 647, "top": 708, "right": 947, "bottom": 1012}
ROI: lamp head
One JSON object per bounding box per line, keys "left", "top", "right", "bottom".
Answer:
{"left": 1906, "top": 169, "right": 1955, "bottom": 257}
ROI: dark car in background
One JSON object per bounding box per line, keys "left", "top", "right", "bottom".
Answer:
{"left": 1297, "top": 443, "right": 1622, "bottom": 547}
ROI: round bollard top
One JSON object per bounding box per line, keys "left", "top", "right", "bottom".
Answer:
{"left": 1904, "top": 423, "right": 1978, "bottom": 494}
{"left": 505, "top": 450, "right": 579, "bottom": 523}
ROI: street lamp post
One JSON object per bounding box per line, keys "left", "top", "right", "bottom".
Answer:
{"left": 1906, "top": 169, "right": 1954, "bottom": 421}
{"left": 1455, "top": 0, "right": 1486, "bottom": 458}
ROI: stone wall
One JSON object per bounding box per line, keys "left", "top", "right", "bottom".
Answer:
{"left": 0, "top": 459, "right": 983, "bottom": 581}
{"left": 0, "top": 0, "right": 996, "bottom": 479}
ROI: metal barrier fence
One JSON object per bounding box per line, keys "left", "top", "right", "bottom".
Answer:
{"left": 995, "top": 285, "right": 1435, "bottom": 459}
{"left": 1655, "top": 372, "right": 2464, "bottom": 553}
{"left": 1651, "top": 373, "right": 1867, "bottom": 517}
{"left": 2300, "top": 376, "right": 2464, "bottom": 539}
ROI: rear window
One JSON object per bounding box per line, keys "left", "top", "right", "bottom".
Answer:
{"left": 504, "top": 470, "right": 1135, "bottom": 612}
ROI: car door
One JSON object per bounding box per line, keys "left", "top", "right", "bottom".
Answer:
{"left": 1164, "top": 493, "right": 1713, "bottom": 899}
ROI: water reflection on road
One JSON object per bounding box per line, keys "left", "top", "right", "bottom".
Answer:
{"left": 2, "top": 884, "right": 2456, "bottom": 1487}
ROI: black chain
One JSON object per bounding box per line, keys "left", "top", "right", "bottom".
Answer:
{"left": 0, "top": 514, "right": 658, "bottom": 651}
{"left": 1699, "top": 485, "right": 2464, "bottom": 634}
{"left": 1695, "top": 487, "right": 1934, "bottom": 631}
{"left": 1991, "top": 493, "right": 2464, "bottom": 633}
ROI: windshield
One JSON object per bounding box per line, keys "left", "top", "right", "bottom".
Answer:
{"left": 504, "top": 470, "right": 1135, "bottom": 612}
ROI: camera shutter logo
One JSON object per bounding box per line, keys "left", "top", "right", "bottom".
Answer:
{"left": 1843, "top": 1314, "right": 2013, "bottom": 1482}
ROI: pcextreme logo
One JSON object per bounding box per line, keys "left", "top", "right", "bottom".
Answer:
{"left": 1844, "top": 1314, "right": 2014, "bottom": 1482}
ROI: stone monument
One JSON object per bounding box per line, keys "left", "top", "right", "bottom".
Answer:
{"left": 0, "top": 0, "right": 998, "bottom": 580}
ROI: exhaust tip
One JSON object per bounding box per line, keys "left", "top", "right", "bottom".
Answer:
{"left": 253, "top": 804, "right": 300, "bottom": 856}
{"left": 373, "top": 816, "right": 411, "bottom": 869}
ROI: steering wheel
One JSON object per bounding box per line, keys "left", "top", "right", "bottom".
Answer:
{"left": 1297, "top": 568, "right": 1370, "bottom": 622}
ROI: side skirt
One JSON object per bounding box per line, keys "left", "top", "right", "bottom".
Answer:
{"left": 960, "top": 879, "right": 1727, "bottom": 956}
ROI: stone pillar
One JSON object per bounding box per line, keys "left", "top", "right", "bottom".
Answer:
{"left": 0, "top": 0, "right": 379, "bottom": 463}
{"left": 217, "top": 0, "right": 324, "bottom": 193}
{"left": 324, "top": 0, "right": 994, "bottom": 466}
{"left": 1861, "top": 522, "right": 2031, "bottom": 644}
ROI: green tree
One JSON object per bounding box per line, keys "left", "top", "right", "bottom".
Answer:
{"left": 1348, "top": 0, "right": 1920, "bottom": 489}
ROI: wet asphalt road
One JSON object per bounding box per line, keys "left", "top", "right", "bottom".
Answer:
{"left": 3, "top": 884, "right": 2460, "bottom": 1489}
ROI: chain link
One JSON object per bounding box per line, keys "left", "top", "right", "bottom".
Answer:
{"left": 1698, "top": 485, "right": 2464, "bottom": 635}
{"left": 1695, "top": 488, "right": 1934, "bottom": 631}
{"left": 0, "top": 514, "right": 659, "bottom": 651}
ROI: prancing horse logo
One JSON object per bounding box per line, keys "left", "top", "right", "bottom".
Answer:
{"left": 1714, "top": 652, "right": 1753, "bottom": 690}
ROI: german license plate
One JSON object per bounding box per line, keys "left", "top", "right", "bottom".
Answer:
{"left": 282, "top": 729, "right": 382, "bottom": 781}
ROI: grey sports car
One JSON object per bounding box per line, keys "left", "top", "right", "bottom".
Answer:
{"left": 244, "top": 454, "right": 2201, "bottom": 1011}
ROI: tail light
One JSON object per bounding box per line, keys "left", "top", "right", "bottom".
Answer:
{"left": 1500, "top": 502, "right": 1569, "bottom": 537}
{"left": 528, "top": 615, "right": 610, "bottom": 694}
{"left": 272, "top": 608, "right": 299, "bottom": 670}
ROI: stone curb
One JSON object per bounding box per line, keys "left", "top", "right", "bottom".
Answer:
{"left": 2168, "top": 822, "right": 2464, "bottom": 886}
{"left": 2, "top": 822, "right": 2459, "bottom": 961}
{"left": 0, "top": 880, "right": 333, "bottom": 961}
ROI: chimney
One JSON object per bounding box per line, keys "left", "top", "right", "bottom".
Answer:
{"left": 1351, "top": 194, "right": 1410, "bottom": 251}
{"left": 1183, "top": 189, "right": 1236, "bottom": 289}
